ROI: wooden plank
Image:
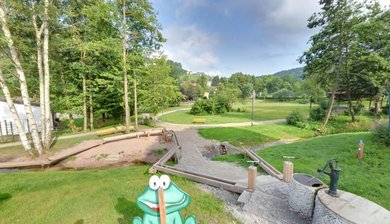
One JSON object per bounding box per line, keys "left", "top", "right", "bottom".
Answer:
{"left": 245, "top": 149, "right": 282, "bottom": 179}
{"left": 156, "top": 146, "right": 179, "bottom": 165}
{"left": 48, "top": 140, "right": 103, "bottom": 163}
{"left": 0, "top": 159, "right": 50, "bottom": 169}
{"left": 159, "top": 165, "right": 237, "bottom": 185}
{"left": 154, "top": 165, "right": 245, "bottom": 193}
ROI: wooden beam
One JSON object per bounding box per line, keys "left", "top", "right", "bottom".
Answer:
{"left": 154, "top": 165, "right": 245, "bottom": 193}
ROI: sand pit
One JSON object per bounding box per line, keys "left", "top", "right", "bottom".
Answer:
{"left": 60, "top": 135, "right": 175, "bottom": 169}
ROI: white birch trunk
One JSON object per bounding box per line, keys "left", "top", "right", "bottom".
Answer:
{"left": 0, "top": 1, "right": 43, "bottom": 154}
{"left": 0, "top": 70, "right": 33, "bottom": 155}
{"left": 82, "top": 51, "right": 87, "bottom": 132}
{"left": 89, "top": 92, "right": 94, "bottom": 130}
{"left": 123, "top": 0, "right": 131, "bottom": 133}
{"left": 31, "top": 0, "right": 46, "bottom": 145}
{"left": 43, "top": 0, "right": 51, "bottom": 149}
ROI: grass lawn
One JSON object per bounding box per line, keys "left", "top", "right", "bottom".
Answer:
{"left": 0, "top": 135, "right": 101, "bottom": 160}
{"left": 214, "top": 132, "right": 390, "bottom": 210}
{"left": 0, "top": 166, "right": 237, "bottom": 224}
{"left": 199, "top": 123, "right": 314, "bottom": 147}
{"left": 159, "top": 100, "right": 312, "bottom": 124}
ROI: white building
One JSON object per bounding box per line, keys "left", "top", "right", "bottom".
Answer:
{"left": 0, "top": 99, "right": 43, "bottom": 135}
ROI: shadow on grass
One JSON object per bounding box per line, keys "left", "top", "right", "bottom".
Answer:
{"left": 115, "top": 195, "right": 141, "bottom": 224}
{"left": 0, "top": 192, "right": 12, "bottom": 202}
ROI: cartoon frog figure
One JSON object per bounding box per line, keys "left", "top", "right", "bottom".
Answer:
{"left": 133, "top": 175, "right": 196, "bottom": 224}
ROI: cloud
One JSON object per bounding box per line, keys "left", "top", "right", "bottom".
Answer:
{"left": 163, "top": 25, "right": 219, "bottom": 72}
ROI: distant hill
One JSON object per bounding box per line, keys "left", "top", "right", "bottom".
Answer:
{"left": 272, "top": 67, "right": 304, "bottom": 79}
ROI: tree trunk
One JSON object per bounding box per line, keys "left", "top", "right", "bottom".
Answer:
{"left": 89, "top": 92, "right": 94, "bottom": 130}
{"left": 369, "top": 98, "right": 372, "bottom": 110}
{"left": 345, "top": 49, "right": 355, "bottom": 122}
{"left": 0, "top": 2, "right": 43, "bottom": 154}
{"left": 0, "top": 70, "right": 33, "bottom": 155}
{"left": 43, "top": 0, "right": 51, "bottom": 149}
{"left": 374, "top": 97, "right": 379, "bottom": 114}
{"left": 323, "top": 14, "right": 344, "bottom": 128}
{"left": 134, "top": 69, "right": 138, "bottom": 130}
{"left": 82, "top": 51, "right": 87, "bottom": 132}
{"left": 31, "top": 0, "right": 46, "bottom": 143}
{"left": 122, "top": 0, "right": 131, "bottom": 133}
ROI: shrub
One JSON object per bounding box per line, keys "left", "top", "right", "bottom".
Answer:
{"left": 190, "top": 100, "right": 211, "bottom": 115}
{"left": 214, "top": 96, "right": 231, "bottom": 114}
{"left": 296, "top": 121, "right": 310, "bottom": 129}
{"left": 318, "top": 98, "right": 329, "bottom": 110}
{"left": 287, "top": 110, "right": 304, "bottom": 125}
{"left": 353, "top": 103, "right": 364, "bottom": 115}
{"left": 310, "top": 108, "right": 326, "bottom": 121}
{"left": 381, "top": 107, "right": 388, "bottom": 115}
{"left": 372, "top": 120, "right": 390, "bottom": 146}
{"left": 295, "top": 98, "right": 310, "bottom": 104}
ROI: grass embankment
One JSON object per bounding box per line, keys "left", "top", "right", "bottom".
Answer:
{"left": 214, "top": 132, "right": 390, "bottom": 210}
{"left": 160, "top": 100, "right": 311, "bottom": 124}
{"left": 0, "top": 135, "right": 100, "bottom": 160}
{"left": 199, "top": 124, "right": 314, "bottom": 146}
{"left": 0, "top": 166, "right": 237, "bottom": 224}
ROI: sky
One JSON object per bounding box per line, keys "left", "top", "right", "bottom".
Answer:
{"left": 151, "top": 0, "right": 389, "bottom": 77}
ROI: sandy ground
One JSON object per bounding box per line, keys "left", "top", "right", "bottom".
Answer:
{"left": 59, "top": 135, "right": 175, "bottom": 169}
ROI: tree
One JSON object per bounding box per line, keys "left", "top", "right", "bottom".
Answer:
{"left": 139, "top": 56, "right": 183, "bottom": 118}
{"left": 0, "top": 69, "right": 32, "bottom": 154}
{"left": 300, "top": 0, "right": 361, "bottom": 127}
{"left": 0, "top": 0, "right": 43, "bottom": 154}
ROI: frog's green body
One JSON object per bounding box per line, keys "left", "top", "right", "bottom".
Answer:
{"left": 133, "top": 176, "right": 196, "bottom": 224}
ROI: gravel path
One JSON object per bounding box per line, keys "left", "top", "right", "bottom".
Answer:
{"left": 163, "top": 120, "right": 306, "bottom": 223}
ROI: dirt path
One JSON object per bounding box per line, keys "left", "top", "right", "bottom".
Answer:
{"left": 173, "top": 127, "right": 248, "bottom": 184}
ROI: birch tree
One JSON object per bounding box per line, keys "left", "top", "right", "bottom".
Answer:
{"left": 43, "top": 0, "right": 51, "bottom": 149}
{"left": 0, "top": 69, "right": 32, "bottom": 154}
{"left": 0, "top": 0, "right": 43, "bottom": 154}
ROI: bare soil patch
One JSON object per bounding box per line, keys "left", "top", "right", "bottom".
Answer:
{"left": 59, "top": 135, "right": 175, "bottom": 169}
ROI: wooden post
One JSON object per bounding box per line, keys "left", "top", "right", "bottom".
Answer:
{"left": 158, "top": 188, "right": 166, "bottom": 224}
{"left": 357, "top": 139, "right": 364, "bottom": 159}
{"left": 248, "top": 166, "right": 257, "bottom": 190}
{"left": 283, "top": 161, "right": 294, "bottom": 183}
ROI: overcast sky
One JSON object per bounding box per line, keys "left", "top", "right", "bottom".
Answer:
{"left": 151, "top": 0, "right": 389, "bottom": 77}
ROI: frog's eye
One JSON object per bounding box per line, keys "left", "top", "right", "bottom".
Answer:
{"left": 149, "top": 175, "right": 160, "bottom": 190}
{"left": 159, "top": 175, "right": 171, "bottom": 190}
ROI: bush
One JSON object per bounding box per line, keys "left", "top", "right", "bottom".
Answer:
{"left": 310, "top": 108, "right": 326, "bottom": 121}
{"left": 190, "top": 98, "right": 232, "bottom": 115}
{"left": 214, "top": 95, "right": 232, "bottom": 114}
{"left": 353, "top": 103, "right": 364, "bottom": 115}
{"left": 295, "top": 98, "right": 310, "bottom": 104}
{"left": 372, "top": 120, "right": 390, "bottom": 146}
{"left": 190, "top": 99, "right": 214, "bottom": 115}
{"left": 296, "top": 121, "right": 310, "bottom": 129}
{"left": 318, "top": 98, "right": 329, "bottom": 110}
{"left": 381, "top": 107, "right": 388, "bottom": 115}
{"left": 287, "top": 110, "right": 304, "bottom": 125}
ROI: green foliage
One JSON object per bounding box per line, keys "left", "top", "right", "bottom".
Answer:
{"left": 190, "top": 99, "right": 215, "bottom": 115}
{"left": 353, "top": 103, "right": 365, "bottom": 115}
{"left": 214, "top": 95, "right": 232, "bottom": 114}
{"left": 372, "top": 120, "right": 390, "bottom": 146}
{"left": 310, "top": 108, "right": 326, "bottom": 121}
{"left": 286, "top": 110, "right": 305, "bottom": 125}
{"left": 295, "top": 98, "right": 310, "bottom": 104}
{"left": 139, "top": 56, "right": 185, "bottom": 116}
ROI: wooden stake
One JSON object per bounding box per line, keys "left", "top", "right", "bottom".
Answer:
{"left": 248, "top": 166, "right": 257, "bottom": 190}
{"left": 158, "top": 188, "right": 166, "bottom": 224}
{"left": 283, "top": 161, "right": 294, "bottom": 183}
